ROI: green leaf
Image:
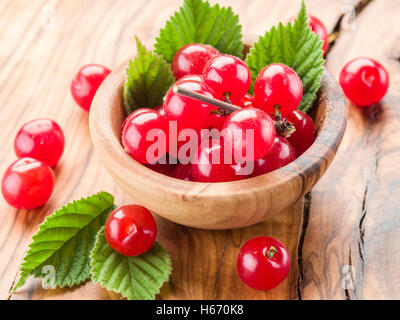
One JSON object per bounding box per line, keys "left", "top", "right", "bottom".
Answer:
{"left": 154, "top": 0, "right": 243, "bottom": 62}
{"left": 90, "top": 227, "right": 172, "bottom": 300}
{"left": 245, "top": 0, "right": 324, "bottom": 112}
{"left": 13, "top": 192, "right": 115, "bottom": 292}
{"left": 123, "top": 37, "right": 175, "bottom": 115}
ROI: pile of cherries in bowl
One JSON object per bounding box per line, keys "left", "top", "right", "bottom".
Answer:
{"left": 121, "top": 43, "right": 316, "bottom": 183}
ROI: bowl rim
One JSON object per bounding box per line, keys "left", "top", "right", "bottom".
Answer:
{"left": 90, "top": 60, "right": 347, "bottom": 207}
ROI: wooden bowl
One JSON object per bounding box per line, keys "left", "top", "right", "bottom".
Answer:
{"left": 89, "top": 62, "right": 347, "bottom": 230}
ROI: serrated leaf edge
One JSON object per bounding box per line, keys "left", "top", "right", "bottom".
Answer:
{"left": 123, "top": 37, "right": 174, "bottom": 115}
{"left": 154, "top": 0, "right": 243, "bottom": 62}
{"left": 245, "top": 0, "right": 324, "bottom": 113}
{"left": 13, "top": 191, "right": 115, "bottom": 292}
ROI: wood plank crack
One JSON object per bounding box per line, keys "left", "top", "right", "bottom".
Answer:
{"left": 296, "top": 192, "right": 311, "bottom": 300}
{"left": 212, "top": 232, "right": 229, "bottom": 300}
{"left": 344, "top": 246, "right": 353, "bottom": 300}
{"left": 358, "top": 185, "right": 368, "bottom": 266}
{"left": 297, "top": 0, "right": 378, "bottom": 300}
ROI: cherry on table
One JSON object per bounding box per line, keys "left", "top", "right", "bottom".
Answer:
{"left": 14, "top": 118, "right": 65, "bottom": 168}
{"left": 237, "top": 236, "right": 291, "bottom": 291}
{"left": 172, "top": 44, "right": 220, "bottom": 79}
{"left": 253, "top": 63, "right": 303, "bottom": 117}
{"left": 339, "top": 57, "right": 389, "bottom": 107}
{"left": 286, "top": 110, "right": 315, "bottom": 157}
{"left": 71, "top": 64, "right": 111, "bottom": 111}
{"left": 251, "top": 136, "right": 296, "bottom": 177}
{"left": 203, "top": 54, "right": 251, "bottom": 105}
{"left": 122, "top": 108, "right": 168, "bottom": 164}
{"left": 104, "top": 205, "right": 157, "bottom": 257}
{"left": 1, "top": 158, "right": 55, "bottom": 210}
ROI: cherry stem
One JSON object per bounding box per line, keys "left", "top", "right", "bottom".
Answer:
{"left": 271, "top": 111, "right": 296, "bottom": 138}
{"left": 173, "top": 86, "right": 241, "bottom": 114}
{"left": 224, "top": 92, "right": 232, "bottom": 104}
{"left": 274, "top": 104, "right": 281, "bottom": 115}
{"left": 265, "top": 246, "right": 278, "bottom": 259}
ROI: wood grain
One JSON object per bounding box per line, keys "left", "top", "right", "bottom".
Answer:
{"left": 301, "top": 0, "right": 400, "bottom": 300}
{"left": 160, "top": 199, "right": 305, "bottom": 300}
{"left": 0, "top": 0, "right": 373, "bottom": 300}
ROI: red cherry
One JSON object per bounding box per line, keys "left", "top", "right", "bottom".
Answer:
{"left": 104, "top": 205, "right": 157, "bottom": 257}
{"left": 308, "top": 15, "right": 329, "bottom": 55}
{"left": 1, "top": 158, "right": 55, "bottom": 209}
{"left": 122, "top": 108, "right": 168, "bottom": 164}
{"left": 251, "top": 136, "right": 296, "bottom": 177}
{"left": 237, "top": 236, "right": 291, "bottom": 291}
{"left": 339, "top": 57, "right": 389, "bottom": 106}
{"left": 286, "top": 110, "right": 315, "bottom": 157}
{"left": 230, "top": 161, "right": 250, "bottom": 180}
{"left": 144, "top": 153, "right": 177, "bottom": 176}
{"left": 192, "top": 139, "right": 243, "bottom": 183}
{"left": 14, "top": 118, "right": 65, "bottom": 168}
{"left": 145, "top": 163, "right": 176, "bottom": 177}
{"left": 169, "top": 128, "right": 203, "bottom": 162}
{"left": 253, "top": 63, "right": 303, "bottom": 117}
{"left": 222, "top": 108, "right": 276, "bottom": 162}
{"left": 240, "top": 93, "right": 254, "bottom": 108}
{"left": 203, "top": 55, "right": 251, "bottom": 105}
{"left": 155, "top": 105, "right": 165, "bottom": 117}
{"left": 172, "top": 44, "right": 220, "bottom": 79}
{"left": 172, "top": 163, "right": 193, "bottom": 181}
{"left": 175, "top": 74, "right": 204, "bottom": 85}
{"left": 71, "top": 64, "right": 111, "bottom": 111}
{"left": 209, "top": 113, "right": 226, "bottom": 131}
{"left": 164, "top": 80, "right": 217, "bottom": 132}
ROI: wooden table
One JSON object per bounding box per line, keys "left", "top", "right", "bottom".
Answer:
{"left": 1, "top": 0, "right": 399, "bottom": 300}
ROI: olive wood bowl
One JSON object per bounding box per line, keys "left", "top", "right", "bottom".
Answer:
{"left": 89, "top": 62, "right": 347, "bottom": 230}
